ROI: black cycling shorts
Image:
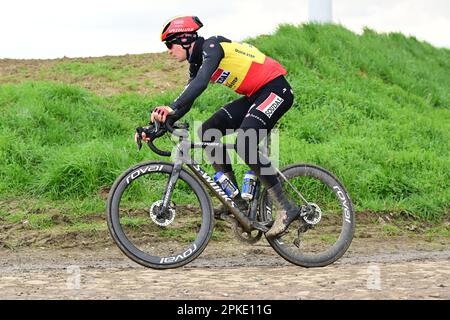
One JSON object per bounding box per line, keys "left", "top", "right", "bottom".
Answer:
{"left": 199, "top": 75, "right": 294, "bottom": 188}
{"left": 202, "top": 75, "right": 294, "bottom": 134}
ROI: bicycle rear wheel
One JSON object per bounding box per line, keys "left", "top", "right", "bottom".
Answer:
{"left": 107, "top": 161, "right": 213, "bottom": 269}
{"left": 260, "top": 164, "right": 355, "bottom": 267}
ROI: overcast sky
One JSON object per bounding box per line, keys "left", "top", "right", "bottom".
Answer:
{"left": 1, "top": 0, "right": 449, "bottom": 59}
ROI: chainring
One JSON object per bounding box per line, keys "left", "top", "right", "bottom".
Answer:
{"left": 231, "top": 219, "right": 263, "bottom": 244}
{"left": 220, "top": 213, "right": 263, "bottom": 244}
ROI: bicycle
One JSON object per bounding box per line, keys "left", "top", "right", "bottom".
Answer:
{"left": 106, "top": 116, "right": 355, "bottom": 269}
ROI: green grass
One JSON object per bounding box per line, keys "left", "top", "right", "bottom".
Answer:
{"left": 0, "top": 23, "right": 449, "bottom": 228}
{"left": 425, "top": 226, "right": 450, "bottom": 242}
{"left": 159, "top": 229, "right": 197, "bottom": 242}
{"left": 382, "top": 225, "right": 403, "bottom": 236}
{"left": 320, "top": 234, "right": 338, "bottom": 244}
{"left": 65, "top": 221, "right": 107, "bottom": 233}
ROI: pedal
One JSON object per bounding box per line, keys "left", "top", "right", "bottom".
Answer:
{"left": 219, "top": 213, "right": 238, "bottom": 227}
{"left": 276, "top": 229, "right": 290, "bottom": 238}
{"left": 251, "top": 222, "right": 269, "bottom": 233}
{"left": 214, "top": 212, "right": 229, "bottom": 221}
{"left": 259, "top": 220, "right": 274, "bottom": 228}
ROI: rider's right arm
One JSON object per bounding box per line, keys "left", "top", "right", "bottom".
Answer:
{"left": 172, "top": 100, "right": 194, "bottom": 120}
{"left": 188, "top": 63, "right": 198, "bottom": 83}
{"left": 170, "top": 38, "right": 224, "bottom": 114}
{"left": 171, "top": 67, "right": 197, "bottom": 119}
{"left": 171, "top": 79, "right": 195, "bottom": 120}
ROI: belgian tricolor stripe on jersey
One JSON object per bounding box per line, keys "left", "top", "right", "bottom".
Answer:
{"left": 210, "top": 42, "right": 287, "bottom": 97}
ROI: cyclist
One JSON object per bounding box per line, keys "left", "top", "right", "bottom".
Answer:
{"left": 144, "top": 16, "right": 299, "bottom": 238}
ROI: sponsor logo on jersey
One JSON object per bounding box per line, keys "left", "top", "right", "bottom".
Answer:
{"left": 225, "top": 77, "right": 239, "bottom": 89}
{"left": 256, "top": 93, "right": 284, "bottom": 118}
{"left": 211, "top": 68, "right": 231, "bottom": 84}
{"left": 235, "top": 48, "right": 256, "bottom": 59}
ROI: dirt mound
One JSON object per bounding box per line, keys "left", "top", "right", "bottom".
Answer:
{"left": 0, "top": 53, "right": 187, "bottom": 96}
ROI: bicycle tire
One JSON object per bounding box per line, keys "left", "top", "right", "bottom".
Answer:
{"left": 260, "top": 163, "right": 355, "bottom": 267}
{"left": 107, "top": 161, "right": 214, "bottom": 269}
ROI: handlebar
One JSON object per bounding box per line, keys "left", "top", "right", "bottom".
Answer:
{"left": 135, "top": 115, "right": 189, "bottom": 157}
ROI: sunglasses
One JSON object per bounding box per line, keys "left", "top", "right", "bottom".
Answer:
{"left": 165, "top": 42, "right": 174, "bottom": 49}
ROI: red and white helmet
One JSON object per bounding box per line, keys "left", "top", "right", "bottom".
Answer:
{"left": 161, "top": 16, "right": 203, "bottom": 45}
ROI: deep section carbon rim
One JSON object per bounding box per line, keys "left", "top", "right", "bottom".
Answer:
{"left": 107, "top": 162, "right": 213, "bottom": 269}
{"left": 261, "top": 164, "right": 355, "bottom": 267}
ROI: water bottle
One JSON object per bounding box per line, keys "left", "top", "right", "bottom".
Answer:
{"left": 214, "top": 172, "right": 239, "bottom": 198}
{"left": 241, "top": 170, "right": 257, "bottom": 200}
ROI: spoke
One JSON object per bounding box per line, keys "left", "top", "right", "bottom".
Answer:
{"left": 277, "top": 169, "right": 310, "bottom": 205}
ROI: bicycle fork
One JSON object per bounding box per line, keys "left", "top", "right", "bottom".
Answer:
{"left": 160, "top": 159, "right": 182, "bottom": 213}
{"left": 159, "top": 141, "right": 189, "bottom": 213}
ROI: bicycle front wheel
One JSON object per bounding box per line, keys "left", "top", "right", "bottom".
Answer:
{"left": 260, "top": 163, "right": 355, "bottom": 267}
{"left": 107, "top": 161, "right": 213, "bottom": 269}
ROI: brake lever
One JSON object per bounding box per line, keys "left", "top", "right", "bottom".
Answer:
{"left": 153, "top": 121, "right": 160, "bottom": 131}
{"left": 136, "top": 137, "right": 142, "bottom": 151}
{"left": 135, "top": 127, "right": 145, "bottom": 151}
{"left": 135, "top": 121, "right": 173, "bottom": 156}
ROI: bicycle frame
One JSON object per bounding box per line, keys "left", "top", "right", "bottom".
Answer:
{"left": 156, "top": 125, "right": 313, "bottom": 233}
{"left": 160, "top": 139, "right": 269, "bottom": 233}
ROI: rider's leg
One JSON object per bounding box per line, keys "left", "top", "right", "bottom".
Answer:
{"left": 198, "top": 97, "right": 252, "bottom": 217}
{"left": 198, "top": 96, "right": 250, "bottom": 177}
{"left": 235, "top": 127, "right": 298, "bottom": 236}
{"left": 235, "top": 76, "right": 297, "bottom": 237}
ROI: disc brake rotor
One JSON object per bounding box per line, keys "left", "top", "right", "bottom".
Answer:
{"left": 149, "top": 200, "right": 176, "bottom": 227}
{"left": 301, "top": 203, "right": 322, "bottom": 225}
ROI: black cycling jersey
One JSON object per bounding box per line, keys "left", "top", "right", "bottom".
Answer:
{"left": 168, "top": 35, "right": 293, "bottom": 190}
{"left": 171, "top": 36, "right": 287, "bottom": 119}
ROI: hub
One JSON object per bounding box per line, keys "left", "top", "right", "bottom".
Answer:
{"left": 301, "top": 203, "right": 322, "bottom": 225}
{"left": 149, "top": 200, "right": 176, "bottom": 227}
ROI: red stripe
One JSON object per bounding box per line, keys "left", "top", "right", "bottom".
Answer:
{"left": 210, "top": 68, "right": 224, "bottom": 82}
{"left": 257, "top": 93, "right": 278, "bottom": 111}
{"left": 236, "top": 57, "right": 287, "bottom": 97}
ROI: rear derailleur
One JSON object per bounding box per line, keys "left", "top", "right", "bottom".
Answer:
{"left": 293, "top": 204, "right": 322, "bottom": 248}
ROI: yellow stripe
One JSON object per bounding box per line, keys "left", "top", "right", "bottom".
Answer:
{"left": 217, "top": 42, "right": 266, "bottom": 91}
